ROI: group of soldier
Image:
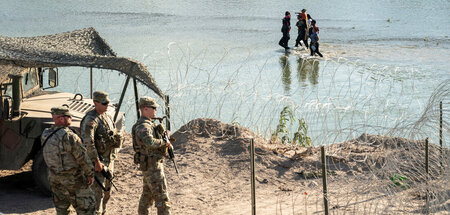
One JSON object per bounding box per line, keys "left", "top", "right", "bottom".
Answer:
{"left": 41, "top": 91, "right": 172, "bottom": 215}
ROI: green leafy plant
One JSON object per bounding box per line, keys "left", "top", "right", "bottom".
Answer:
{"left": 390, "top": 173, "right": 409, "bottom": 190}
{"left": 272, "top": 106, "right": 312, "bottom": 147}
{"left": 272, "top": 106, "right": 294, "bottom": 144}
{"left": 293, "top": 118, "right": 312, "bottom": 147}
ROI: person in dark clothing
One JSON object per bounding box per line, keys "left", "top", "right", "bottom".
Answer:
{"left": 308, "top": 19, "right": 317, "bottom": 37}
{"left": 278, "top": 11, "right": 291, "bottom": 50}
{"left": 309, "top": 27, "right": 323, "bottom": 57}
{"left": 295, "top": 18, "right": 308, "bottom": 49}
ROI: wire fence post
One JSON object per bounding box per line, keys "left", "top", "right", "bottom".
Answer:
{"left": 439, "top": 101, "right": 443, "bottom": 174}
{"left": 425, "top": 137, "right": 430, "bottom": 215}
{"left": 250, "top": 138, "right": 256, "bottom": 215}
{"left": 321, "top": 146, "right": 329, "bottom": 215}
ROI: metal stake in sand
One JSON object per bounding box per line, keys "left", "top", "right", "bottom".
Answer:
{"left": 425, "top": 138, "right": 430, "bottom": 215}
{"left": 250, "top": 138, "right": 256, "bottom": 215}
{"left": 321, "top": 146, "right": 329, "bottom": 215}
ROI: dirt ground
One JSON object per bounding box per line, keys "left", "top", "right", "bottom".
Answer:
{"left": 0, "top": 118, "right": 448, "bottom": 214}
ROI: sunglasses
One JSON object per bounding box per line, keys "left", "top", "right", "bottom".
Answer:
{"left": 101, "top": 102, "right": 109, "bottom": 106}
{"left": 144, "top": 106, "right": 157, "bottom": 110}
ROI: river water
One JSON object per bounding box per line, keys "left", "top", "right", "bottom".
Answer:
{"left": 1, "top": 0, "right": 449, "bottom": 144}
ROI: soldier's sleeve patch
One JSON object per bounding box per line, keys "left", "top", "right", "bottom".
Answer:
{"left": 83, "top": 119, "right": 96, "bottom": 129}
{"left": 140, "top": 127, "right": 148, "bottom": 132}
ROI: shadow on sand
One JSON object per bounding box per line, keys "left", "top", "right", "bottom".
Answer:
{"left": 0, "top": 171, "right": 53, "bottom": 214}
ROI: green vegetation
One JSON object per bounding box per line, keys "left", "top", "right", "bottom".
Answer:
{"left": 231, "top": 121, "right": 241, "bottom": 126}
{"left": 390, "top": 173, "right": 409, "bottom": 190}
{"left": 272, "top": 106, "right": 312, "bottom": 147}
{"left": 293, "top": 118, "right": 312, "bottom": 147}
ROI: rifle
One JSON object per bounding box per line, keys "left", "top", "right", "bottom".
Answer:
{"left": 163, "top": 132, "right": 179, "bottom": 174}
{"left": 95, "top": 155, "right": 118, "bottom": 191}
{"left": 154, "top": 116, "right": 179, "bottom": 174}
{"left": 101, "top": 166, "right": 118, "bottom": 191}
{"left": 94, "top": 170, "right": 118, "bottom": 192}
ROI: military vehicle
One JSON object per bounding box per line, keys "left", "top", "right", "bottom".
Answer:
{"left": 0, "top": 28, "right": 168, "bottom": 195}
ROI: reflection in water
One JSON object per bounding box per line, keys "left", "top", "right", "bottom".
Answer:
{"left": 297, "top": 57, "right": 320, "bottom": 85}
{"left": 279, "top": 54, "right": 291, "bottom": 94}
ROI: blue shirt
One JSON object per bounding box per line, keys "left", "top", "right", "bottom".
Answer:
{"left": 310, "top": 32, "right": 318, "bottom": 43}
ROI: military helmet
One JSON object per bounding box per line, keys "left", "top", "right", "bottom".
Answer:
{"left": 139, "top": 96, "right": 159, "bottom": 108}
{"left": 93, "top": 91, "right": 110, "bottom": 104}
{"left": 51, "top": 106, "right": 73, "bottom": 116}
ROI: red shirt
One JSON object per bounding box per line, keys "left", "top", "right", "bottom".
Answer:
{"left": 314, "top": 26, "right": 319, "bottom": 33}
{"left": 300, "top": 12, "right": 307, "bottom": 20}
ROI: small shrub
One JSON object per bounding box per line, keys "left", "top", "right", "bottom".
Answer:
{"left": 272, "top": 106, "right": 312, "bottom": 147}
{"left": 390, "top": 173, "right": 409, "bottom": 190}
{"left": 271, "top": 106, "right": 294, "bottom": 144}
{"left": 293, "top": 118, "right": 312, "bottom": 147}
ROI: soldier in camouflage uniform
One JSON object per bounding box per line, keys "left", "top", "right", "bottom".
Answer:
{"left": 41, "top": 106, "right": 95, "bottom": 215}
{"left": 132, "top": 96, "right": 172, "bottom": 215}
{"left": 80, "top": 91, "right": 123, "bottom": 215}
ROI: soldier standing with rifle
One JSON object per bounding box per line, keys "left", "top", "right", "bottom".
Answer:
{"left": 132, "top": 97, "right": 173, "bottom": 215}
{"left": 81, "top": 91, "right": 123, "bottom": 215}
{"left": 41, "top": 106, "right": 95, "bottom": 215}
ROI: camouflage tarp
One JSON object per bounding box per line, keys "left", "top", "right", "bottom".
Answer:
{"left": 0, "top": 64, "right": 25, "bottom": 82}
{"left": 0, "top": 27, "right": 164, "bottom": 99}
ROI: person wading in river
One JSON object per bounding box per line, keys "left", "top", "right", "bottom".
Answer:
{"left": 278, "top": 11, "right": 291, "bottom": 50}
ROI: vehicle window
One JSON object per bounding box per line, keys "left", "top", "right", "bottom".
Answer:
{"left": 23, "top": 68, "right": 38, "bottom": 93}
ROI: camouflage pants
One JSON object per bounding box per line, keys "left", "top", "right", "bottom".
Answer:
{"left": 49, "top": 174, "right": 95, "bottom": 215}
{"left": 138, "top": 159, "right": 171, "bottom": 215}
{"left": 92, "top": 160, "right": 114, "bottom": 215}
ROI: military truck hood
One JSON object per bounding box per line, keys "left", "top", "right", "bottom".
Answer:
{"left": 21, "top": 92, "right": 117, "bottom": 128}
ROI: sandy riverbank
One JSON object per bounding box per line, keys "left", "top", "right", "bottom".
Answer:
{"left": 0, "top": 118, "right": 448, "bottom": 214}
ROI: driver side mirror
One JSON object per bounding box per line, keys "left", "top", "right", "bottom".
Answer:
{"left": 48, "top": 68, "right": 58, "bottom": 88}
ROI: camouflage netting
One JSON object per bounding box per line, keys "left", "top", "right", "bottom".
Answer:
{"left": 0, "top": 27, "right": 164, "bottom": 99}
{"left": 0, "top": 64, "right": 25, "bottom": 82}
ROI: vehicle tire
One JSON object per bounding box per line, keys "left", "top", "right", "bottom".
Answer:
{"left": 32, "top": 150, "right": 52, "bottom": 196}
